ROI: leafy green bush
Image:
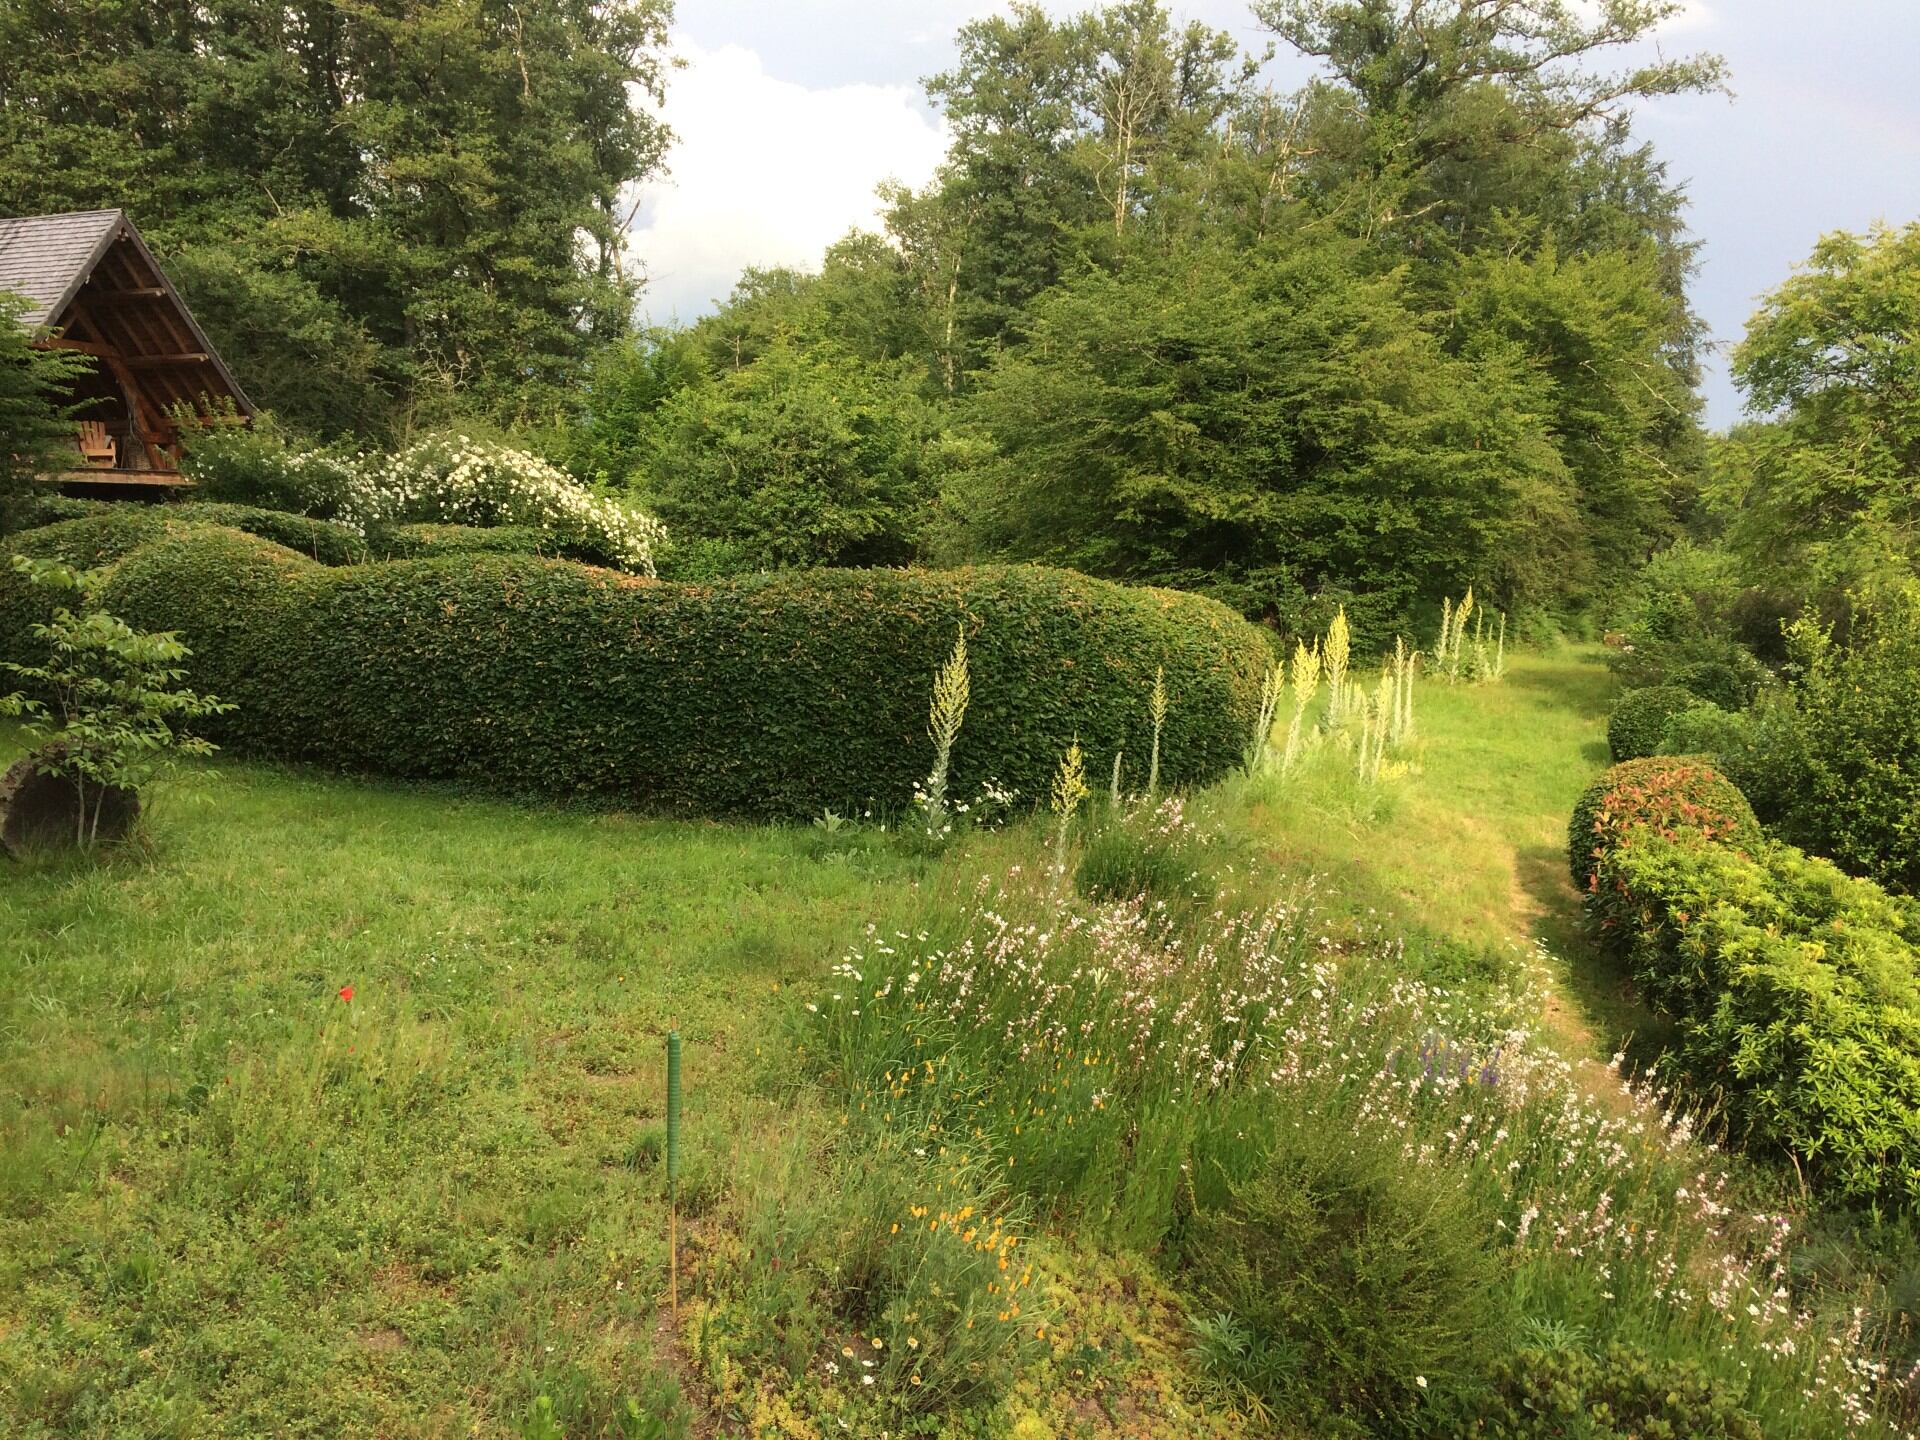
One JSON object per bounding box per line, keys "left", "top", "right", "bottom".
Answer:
{"left": 0, "top": 493, "right": 111, "bottom": 535}
{"left": 1769, "top": 585, "right": 1920, "bottom": 893}
{"left": 0, "top": 510, "right": 362, "bottom": 665}
{"left": 167, "top": 503, "right": 368, "bottom": 565}
{"left": 30, "top": 522, "right": 1270, "bottom": 817}
{"left": 1, "top": 512, "right": 180, "bottom": 664}
{"left": 1567, "top": 756, "right": 1759, "bottom": 893}
{"left": 181, "top": 421, "right": 366, "bottom": 517}
{"left": 1592, "top": 830, "right": 1920, "bottom": 1208}
{"left": 1180, "top": 1121, "right": 1504, "bottom": 1435}
{"left": 1478, "top": 1342, "right": 1764, "bottom": 1439}
{"left": 1606, "top": 684, "right": 1695, "bottom": 761}
{"left": 1656, "top": 703, "right": 1748, "bottom": 760}
{"left": 1670, "top": 660, "right": 1750, "bottom": 710}
{"left": 369, "top": 522, "right": 558, "bottom": 561}
{"left": 93, "top": 527, "right": 312, "bottom": 722}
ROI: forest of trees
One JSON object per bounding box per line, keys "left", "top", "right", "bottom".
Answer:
{"left": 1, "top": 0, "right": 1910, "bottom": 645}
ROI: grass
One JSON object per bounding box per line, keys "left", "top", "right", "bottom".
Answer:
{"left": 1232, "top": 645, "right": 1658, "bottom": 1054}
{"left": 0, "top": 740, "right": 1003, "bottom": 1437}
{"left": 3, "top": 652, "right": 1910, "bottom": 1438}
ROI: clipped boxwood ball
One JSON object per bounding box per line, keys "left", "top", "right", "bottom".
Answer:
{"left": 1607, "top": 685, "right": 1696, "bottom": 762}
{"left": 1568, "top": 755, "right": 1760, "bottom": 893}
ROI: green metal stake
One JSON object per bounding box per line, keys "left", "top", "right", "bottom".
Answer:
{"left": 666, "top": 1030, "right": 681, "bottom": 1319}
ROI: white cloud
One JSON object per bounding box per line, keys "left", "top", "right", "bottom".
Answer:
{"left": 627, "top": 37, "right": 950, "bottom": 323}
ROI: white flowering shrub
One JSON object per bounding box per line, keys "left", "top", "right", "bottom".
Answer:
{"left": 360, "top": 435, "right": 665, "bottom": 575}
{"left": 187, "top": 427, "right": 665, "bottom": 576}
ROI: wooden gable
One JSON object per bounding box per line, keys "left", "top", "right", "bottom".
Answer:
{"left": 0, "top": 209, "right": 252, "bottom": 480}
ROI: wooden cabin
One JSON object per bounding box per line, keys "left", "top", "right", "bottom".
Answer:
{"left": 0, "top": 209, "right": 253, "bottom": 486}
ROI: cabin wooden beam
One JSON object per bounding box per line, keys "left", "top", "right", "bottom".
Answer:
{"left": 41, "top": 336, "right": 116, "bottom": 357}
{"left": 125, "top": 352, "right": 211, "bottom": 367}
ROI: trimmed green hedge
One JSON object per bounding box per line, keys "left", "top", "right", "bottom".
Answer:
{"left": 370, "top": 522, "right": 558, "bottom": 562}
{"left": 1567, "top": 756, "right": 1759, "bottom": 894}
{"left": 168, "top": 504, "right": 368, "bottom": 566}
{"left": 0, "top": 510, "right": 359, "bottom": 663}
{"left": 11, "top": 521, "right": 1273, "bottom": 818}
{"left": 1606, "top": 684, "right": 1695, "bottom": 762}
{"left": 1591, "top": 829, "right": 1920, "bottom": 1208}
{"left": 0, "top": 493, "right": 113, "bottom": 534}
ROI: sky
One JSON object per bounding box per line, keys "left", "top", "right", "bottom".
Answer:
{"left": 629, "top": 1, "right": 1920, "bottom": 429}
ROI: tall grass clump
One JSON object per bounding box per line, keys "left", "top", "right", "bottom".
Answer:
{"left": 1075, "top": 794, "right": 1221, "bottom": 920}
{"left": 1323, "top": 607, "right": 1352, "bottom": 726}
{"left": 1147, "top": 666, "right": 1169, "bottom": 796}
{"left": 1437, "top": 589, "right": 1507, "bottom": 684}
{"left": 1049, "top": 739, "right": 1090, "bottom": 879}
{"left": 911, "top": 626, "right": 971, "bottom": 842}
{"left": 1280, "top": 639, "right": 1321, "bottom": 774}
{"left": 801, "top": 871, "right": 1915, "bottom": 1435}
{"left": 1246, "top": 660, "right": 1286, "bottom": 774}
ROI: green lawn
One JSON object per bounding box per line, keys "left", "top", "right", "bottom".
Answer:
{"left": 0, "top": 746, "right": 1006, "bottom": 1436}
{"left": 0, "top": 654, "right": 1744, "bottom": 1436}
{"left": 1232, "top": 646, "right": 1653, "bottom": 1054}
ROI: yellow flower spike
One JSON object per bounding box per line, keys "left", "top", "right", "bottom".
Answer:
{"left": 1036, "top": 1325, "right": 1046, "bottom": 1340}
{"left": 907, "top": 1336, "right": 919, "bottom": 1349}
{"left": 890, "top": 1223, "right": 899, "bottom": 1235}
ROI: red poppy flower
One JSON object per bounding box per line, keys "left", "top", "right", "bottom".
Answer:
{"left": 338, "top": 985, "right": 355, "bottom": 1003}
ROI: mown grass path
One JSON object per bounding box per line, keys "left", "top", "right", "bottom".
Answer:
{"left": 1242, "top": 646, "right": 1644, "bottom": 1055}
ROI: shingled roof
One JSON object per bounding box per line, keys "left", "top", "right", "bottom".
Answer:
{"left": 0, "top": 209, "right": 125, "bottom": 329}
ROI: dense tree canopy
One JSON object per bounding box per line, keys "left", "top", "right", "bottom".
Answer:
{"left": 0, "top": 0, "right": 673, "bottom": 440}
{"left": 537, "top": 0, "right": 1725, "bottom": 640}
{"left": 1718, "top": 223, "right": 1920, "bottom": 594}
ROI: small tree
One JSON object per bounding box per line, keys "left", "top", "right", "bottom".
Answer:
{"left": 1, "top": 290, "right": 89, "bottom": 527}
{"left": 1, "top": 556, "right": 231, "bottom": 847}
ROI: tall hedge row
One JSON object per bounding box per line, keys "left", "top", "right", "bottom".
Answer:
{"left": 5, "top": 518, "right": 1274, "bottom": 818}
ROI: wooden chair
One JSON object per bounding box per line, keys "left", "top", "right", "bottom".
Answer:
{"left": 75, "top": 421, "right": 117, "bottom": 469}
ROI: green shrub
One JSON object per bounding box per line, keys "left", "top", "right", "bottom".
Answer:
{"left": 1179, "top": 1120, "right": 1505, "bottom": 1435}
{"left": 1606, "top": 685, "right": 1695, "bottom": 761}
{"left": 0, "top": 511, "right": 358, "bottom": 667}
{"left": 1567, "top": 756, "right": 1759, "bottom": 893}
{"left": 48, "top": 524, "right": 1269, "bottom": 817}
{"left": 168, "top": 503, "right": 368, "bottom": 565}
{"left": 1478, "top": 1342, "right": 1764, "bottom": 1439}
{"left": 97, "top": 527, "right": 312, "bottom": 728}
{"left": 0, "top": 493, "right": 111, "bottom": 535}
{"left": 1591, "top": 830, "right": 1920, "bottom": 1208}
{"left": 1770, "top": 585, "right": 1920, "bottom": 893}
{"left": 180, "top": 422, "right": 366, "bottom": 518}
{"left": 1656, "top": 703, "right": 1748, "bottom": 760}
{"left": 370, "top": 522, "right": 557, "bottom": 561}
{"left": 1, "top": 511, "right": 177, "bottom": 664}
{"left": 1670, "top": 660, "right": 1750, "bottom": 710}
